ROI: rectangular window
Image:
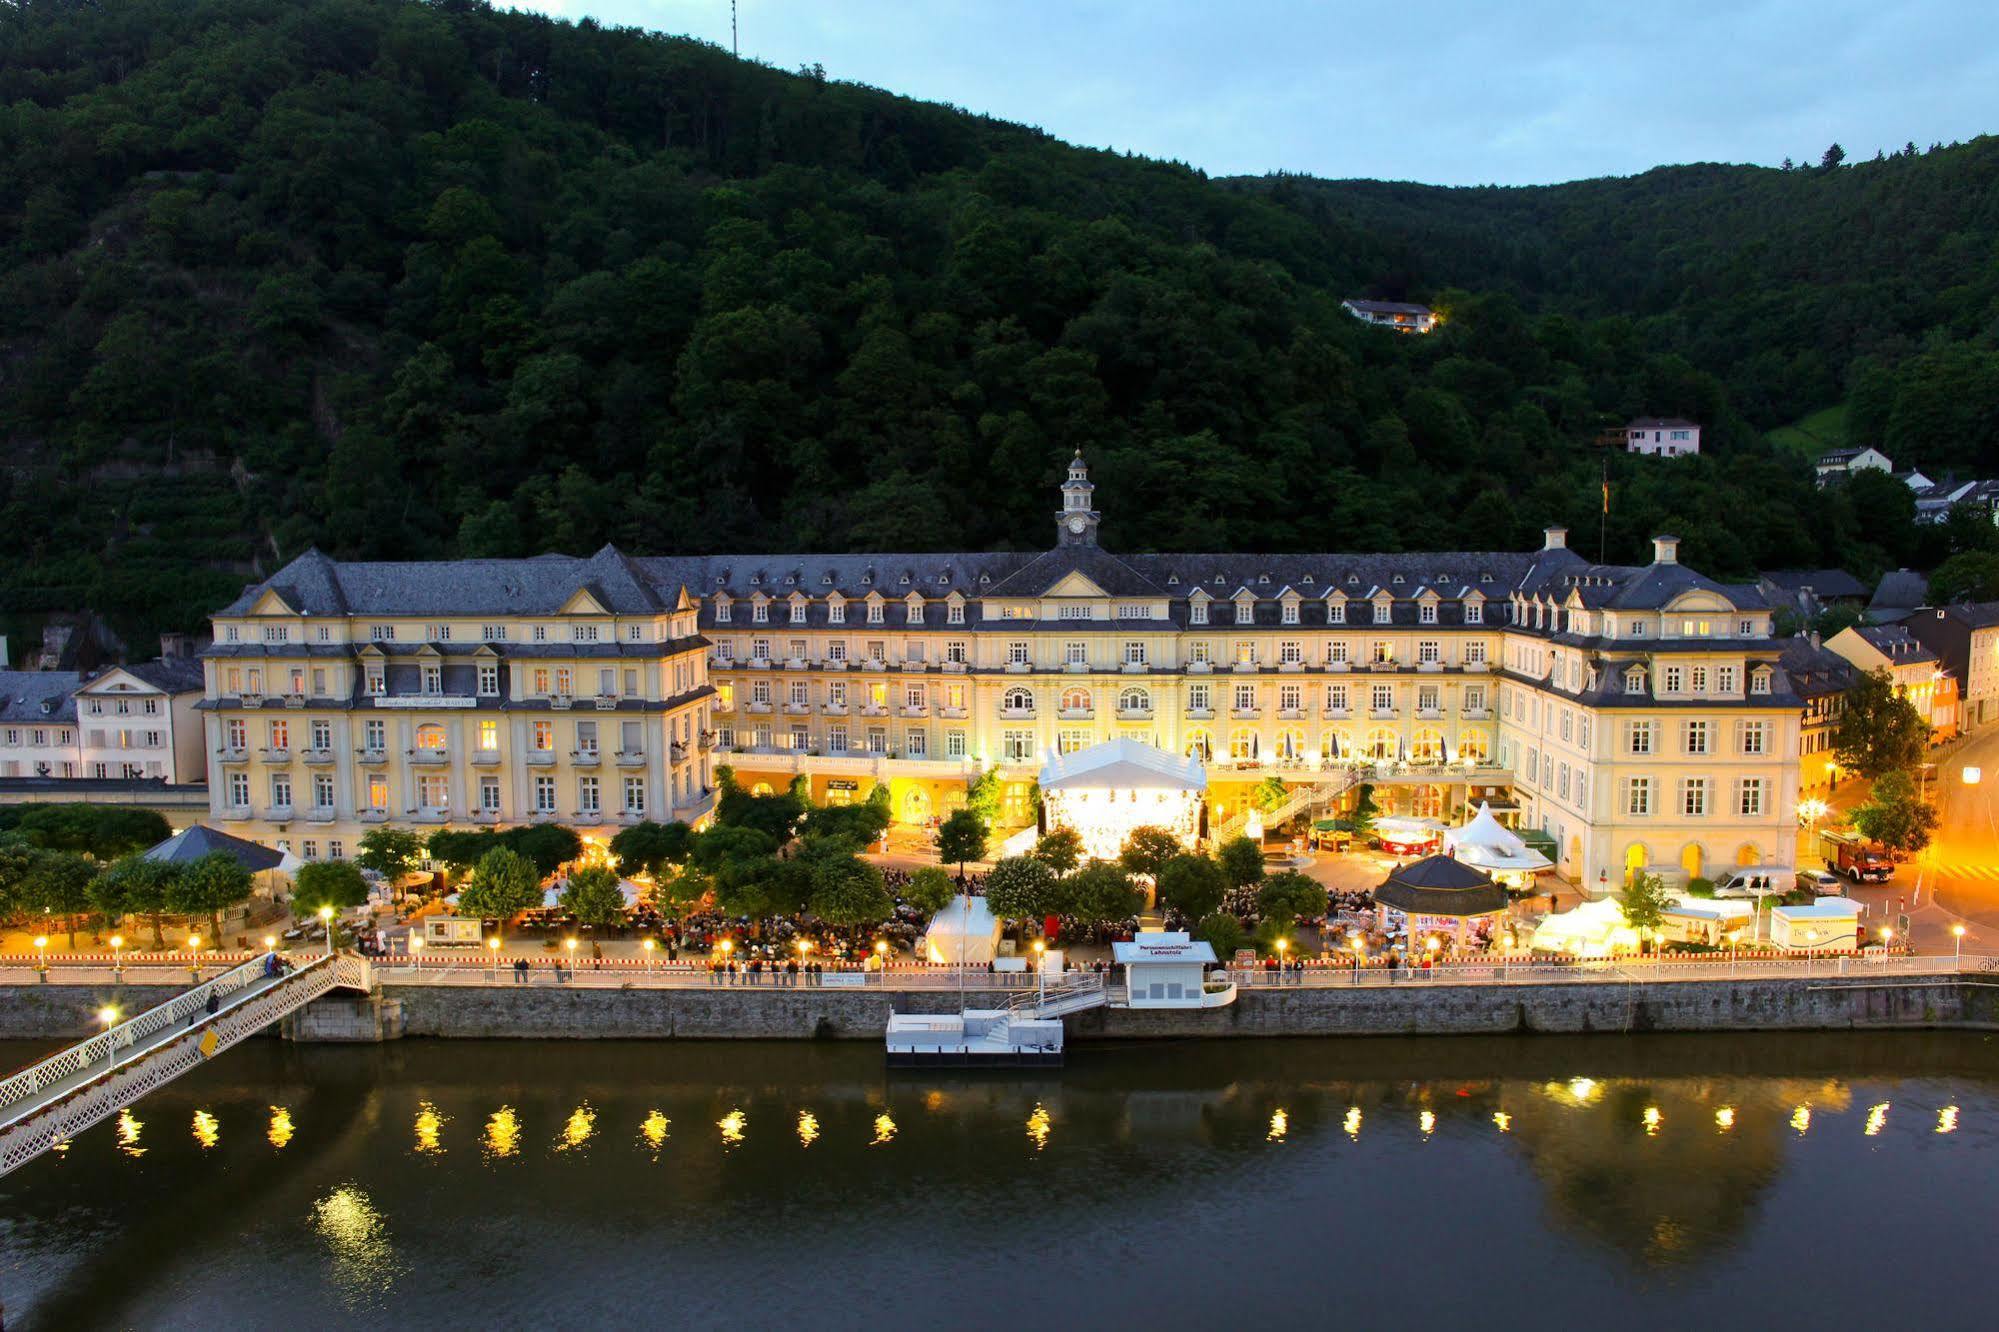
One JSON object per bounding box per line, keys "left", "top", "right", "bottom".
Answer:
{"left": 1008, "top": 641, "right": 1030, "bottom": 665}
{"left": 827, "top": 726, "right": 848, "bottom": 754}
{"left": 1281, "top": 601, "right": 1299, "bottom": 624}
{"left": 1684, "top": 720, "right": 1710, "bottom": 755}
{"left": 1280, "top": 640, "right": 1302, "bottom": 664}
{"left": 421, "top": 664, "right": 442, "bottom": 695}
{"left": 1327, "top": 640, "right": 1350, "bottom": 665}
{"left": 1737, "top": 779, "right": 1765, "bottom": 818}
{"left": 478, "top": 719, "right": 499, "bottom": 752}
{"left": 751, "top": 603, "right": 768, "bottom": 624}
{"left": 1234, "top": 600, "right": 1253, "bottom": 625}
{"left": 906, "top": 731, "right": 927, "bottom": 758}
{"left": 1003, "top": 731, "right": 1034, "bottom": 762}
{"left": 1325, "top": 684, "right": 1348, "bottom": 711}
{"left": 1371, "top": 684, "right": 1393, "bottom": 711}
{"left": 1327, "top": 601, "right": 1345, "bottom": 624}
{"left": 533, "top": 721, "right": 554, "bottom": 752}
{"left": 1691, "top": 666, "right": 1709, "bottom": 693}
{"left": 946, "top": 641, "right": 968, "bottom": 664}
{"left": 478, "top": 664, "right": 499, "bottom": 696}
{"left": 1373, "top": 602, "right": 1391, "bottom": 625}
{"left": 1624, "top": 777, "right": 1652, "bottom": 817}
{"left": 364, "top": 719, "right": 385, "bottom": 751}
{"left": 1625, "top": 721, "right": 1653, "bottom": 755}
{"left": 866, "top": 602, "right": 884, "bottom": 624}
{"left": 1465, "top": 602, "right": 1482, "bottom": 625}
{"left": 1418, "top": 640, "right": 1440, "bottom": 664}
{"left": 946, "top": 730, "right": 967, "bottom": 758}
{"left": 947, "top": 603, "right": 965, "bottom": 625}
{"left": 314, "top": 773, "right": 335, "bottom": 808}
{"left": 1664, "top": 666, "right": 1683, "bottom": 693}
{"left": 269, "top": 719, "right": 290, "bottom": 751}
{"left": 1419, "top": 602, "right": 1437, "bottom": 624}
{"left": 228, "top": 772, "right": 250, "bottom": 807}
{"left": 624, "top": 776, "right": 646, "bottom": 812}
{"left": 1190, "top": 601, "right": 1209, "bottom": 625}
{"left": 827, "top": 601, "right": 845, "bottom": 625}
{"left": 534, "top": 776, "right": 557, "bottom": 813}
{"left": 1234, "top": 683, "right": 1257, "bottom": 710}
{"left": 1682, "top": 779, "right": 1709, "bottom": 817}
{"left": 1739, "top": 720, "right": 1768, "bottom": 755}
{"left": 578, "top": 776, "right": 600, "bottom": 813}
{"left": 311, "top": 719, "right": 332, "bottom": 750}
{"left": 479, "top": 775, "right": 500, "bottom": 812}
{"left": 270, "top": 773, "right": 292, "bottom": 807}
{"left": 1065, "top": 641, "right": 1087, "bottom": 665}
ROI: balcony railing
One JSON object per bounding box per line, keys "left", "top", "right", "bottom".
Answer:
{"left": 215, "top": 746, "right": 248, "bottom": 764}
{"left": 1117, "top": 707, "right": 1154, "bottom": 721}
{"left": 525, "top": 750, "right": 556, "bottom": 767}
{"left": 301, "top": 747, "right": 336, "bottom": 765}
{"left": 569, "top": 749, "right": 601, "bottom": 766}
{"left": 357, "top": 747, "right": 389, "bottom": 765}
{"left": 259, "top": 747, "right": 291, "bottom": 764}
{"left": 616, "top": 750, "right": 647, "bottom": 767}
{"left": 1230, "top": 707, "right": 1261, "bottom": 720}
{"left": 471, "top": 748, "right": 503, "bottom": 765}
{"left": 219, "top": 805, "right": 253, "bottom": 822}
{"left": 1323, "top": 706, "right": 1351, "bottom": 720}
{"left": 999, "top": 706, "right": 1035, "bottom": 720}
{"left": 307, "top": 806, "right": 336, "bottom": 823}
{"left": 409, "top": 747, "right": 448, "bottom": 765}
{"left": 1186, "top": 706, "right": 1214, "bottom": 720}
{"left": 265, "top": 804, "right": 294, "bottom": 822}
{"left": 1056, "top": 707, "right": 1094, "bottom": 721}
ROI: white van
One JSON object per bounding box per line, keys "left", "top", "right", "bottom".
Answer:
{"left": 1710, "top": 866, "right": 1789, "bottom": 899}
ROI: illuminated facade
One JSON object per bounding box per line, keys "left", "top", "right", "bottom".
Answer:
{"left": 203, "top": 454, "right": 1805, "bottom": 890}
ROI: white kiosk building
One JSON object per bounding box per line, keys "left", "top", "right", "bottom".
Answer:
{"left": 1111, "top": 931, "right": 1234, "bottom": 1008}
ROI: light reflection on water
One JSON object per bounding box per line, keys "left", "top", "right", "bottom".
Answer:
{"left": 4, "top": 1035, "right": 1999, "bottom": 1329}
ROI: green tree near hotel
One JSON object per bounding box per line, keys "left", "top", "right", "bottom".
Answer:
{"left": 1832, "top": 668, "right": 1930, "bottom": 780}
{"left": 356, "top": 828, "right": 426, "bottom": 883}
{"left": 1065, "top": 861, "right": 1143, "bottom": 926}
{"left": 610, "top": 820, "right": 694, "bottom": 878}
{"left": 1257, "top": 871, "right": 1329, "bottom": 932}
{"left": 167, "top": 851, "right": 252, "bottom": 945}
{"left": 1032, "top": 828, "right": 1084, "bottom": 876}
{"left": 91, "top": 855, "right": 181, "bottom": 948}
{"left": 294, "top": 860, "right": 370, "bottom": 916}
{"left": 1156, "top": 853, "right": 1227, "bottom": 920}
{"left": 1852, "top": 769, "right": 1939, "bottom": 853}
{"left": 1217, "top": 836, "right": 1265, "bottom": 891}
{"left": 935, "top": 808, "right": 988, "bottom": 880}
{"left": 905, "top": 866, "right": 958, "bottom": 915}
{"left": 1618, "top": 871, "right": 1674, "bottom": 952}
{"left": 457, "top": 848, "right": 544, "bottom": 924}
{"left": 27, "top": 850, "right": 98, "bottom": 946}
{"left": 559, "top": 865, "right": 629, "bottom": 928}
{"left": 809, "top": 855, "right": 893, "bottom": 928}
{"left": 983, "top": 855, "right": 1059, "bottom": 926}
{"left": 1118, "top": 826, "right": 1180, "bottom": 881}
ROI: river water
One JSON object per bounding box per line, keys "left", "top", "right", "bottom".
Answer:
{"left": 2, "top": 1032, "right": 1997, "bottom": 1330}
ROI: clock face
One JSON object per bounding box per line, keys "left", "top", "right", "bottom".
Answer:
{"left": 1067, "top": 514, "right": 1088, "bottom": 534}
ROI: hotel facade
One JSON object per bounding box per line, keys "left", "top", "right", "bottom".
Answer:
{"left": 202, "top": 455, "right": 1805, "bottom": 892}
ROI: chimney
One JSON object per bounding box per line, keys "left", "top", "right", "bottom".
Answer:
{"left": 1652, "top": 534, "right": 1680, "bottom": 565}
{"left": 1542, "top": 526, "right": 1568, "bottom": 551}
{"left": 1809, "top": 630, "right": 1822, "bottom": 650}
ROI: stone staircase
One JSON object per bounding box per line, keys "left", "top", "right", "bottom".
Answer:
{"left": 1213, "top": 769, "right": 1361, "bottom": 843}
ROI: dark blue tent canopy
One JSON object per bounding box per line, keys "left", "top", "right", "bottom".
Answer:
{"left": 141, "top": 823, "right": 288, "bottom": 872}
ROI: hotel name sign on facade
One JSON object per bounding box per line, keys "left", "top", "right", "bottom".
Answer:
{"left": 201, "top": 454, "right": 1803, "bottom": 887}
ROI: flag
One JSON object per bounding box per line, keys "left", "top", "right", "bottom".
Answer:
{"left": 1601, "top": 476, "right": 1610, "bottom": 514}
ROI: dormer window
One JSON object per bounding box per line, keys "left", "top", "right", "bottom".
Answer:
{"left": 1373, "top": 601, "right": 1392, "bottom": 625}
{"left": 1347, "top": 574, "right": 1360, "bottom": 585}
{"left": 1465, "top": 602, "right": 1482, "bottom": 625}
{"left": 1280, "top": 599, "right": 1299, "bottom": 625}
{"left": 789, "top": 599, "right": 807, "bottom": 625}
{"left": 1190, "top": 600, "right": 1209, "bottom": 625}
{"left": 716, "top": 601, "right": 732, "bottom": 624}
{"left": 1258, "top": 574, "right": 1270, "bottom": 585}
{"left": 899, "top": 574, "right": 910, "bottom": 585}
{"left": 1419, "top": 601, "right": 1437, "bottom": 625}
{"left": 1391, "top": 574, "right": 1404, "bottom": 584}
{"left": 1624, "top": 666, "right": 1648, "bottom": 696}
{"left": 751, "top": 602, "right": 768, "bottom": 624}
{"left": 1233, "top": 597, "right": 1253, "bottom": 625}
{"left": 908, "top": 601, "right": 925, "bottom": 625}
{"left": 867, "top": 601, "right": 884, "bottom": 624}
{"left": 1751, "top": 667, "right": 1773, "bottom": 695}
{"left": 1166, "top": 575, "right": 1180, "bottom": 585}
{"left": 1328, "top": 600, "right": 1346, "bottom": 625}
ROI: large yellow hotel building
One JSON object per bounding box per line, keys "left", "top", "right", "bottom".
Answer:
{"left": 202, "top": 454, "right": 1804, "bottom": 890}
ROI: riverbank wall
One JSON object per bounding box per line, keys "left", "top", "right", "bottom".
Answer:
{"left": 2, "top": 976, "right": 1995, "bottom": 1044}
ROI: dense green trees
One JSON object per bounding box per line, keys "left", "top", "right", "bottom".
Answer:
{"left": 983, "top": 856, "right": 1059, "bottom": 924}
{"left": 558, "top": 865, "right": 628, "bottom": 927}
{"left": 1853, "top": 770, "right": 1939, "bottom": 854}
{"left": 1032, "top": 829, "right": 1084, "bottom": 876}
{"left": 293, "top": 860, "right": 370, "bottom": 915}
{"left": 934, "top": 809, "right": 988, "bottom": 878}
{"left": 356, "top": 828, "right": 426, "bottom": 882}
{"left": 2, "top": 0, "right": 1989, "bottom": 650}
{"left": 457, "top": 847, "right": 543, "bottom": 923}
{"left": 169, "top": 851, "right": 252, "bottom": 944}
{"left": 609, "top": 820, "right": 694, "bottom": 878}
{"left": 1832, "top": 669, "right": 1931, "bottom": 779}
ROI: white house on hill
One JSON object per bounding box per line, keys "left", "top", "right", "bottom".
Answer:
{"left": 1624, "top": 418, "right": 1700, "bottom": 458}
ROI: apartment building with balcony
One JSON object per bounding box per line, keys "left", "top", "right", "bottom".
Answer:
{"left": 200, "top": 453, "right": 1804, "bottom": 890}
{"left": 73, "top": 657, "right": 208, "bottom": 782}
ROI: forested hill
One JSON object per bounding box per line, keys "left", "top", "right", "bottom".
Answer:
{"left": 1242, "top": 144, "right": 1999, "bottom": 432}
{"left": 0, "top": 0, "right": 1993, "bottom": 647}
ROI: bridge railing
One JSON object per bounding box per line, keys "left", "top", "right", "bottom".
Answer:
{"left": 0, "top": 953, "right": 297, "bottom": 1119}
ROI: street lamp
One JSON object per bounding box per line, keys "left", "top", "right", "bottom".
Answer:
{"left": 1963, "top": 767, "right": 1982, "bottom": 787}
{"left": 409, "top": 934, "right": 425, "bottom": 972}
{"left": 32, "top": 935, "right": 47, "bottom": 982}
{"left": 1953, "top": 922, "right": 1967, "bottom": 965}
{"left": 187, "top": 933, "right": 202, "bottom": 981}
{"left": 643, "top": 937, "right": 657, "bottom": 974}
{"left": 317, "top": 904, "right": 334, "bottom": 956}
{"left": 262, "top": 934, "right": 277, "bottom": 953}
{"left": 563, "top": 936, "right": 578, "bottom": 972}
{"left": 1275, "top": 936, "right": 1289, "bottom": 984}
{"left": 98, "top": 1004, "right": 118, "bottom": 1064}
{"left": 110, "top": 933, "right": 124, "bottom": 981}
{"left": 487, "top": 932, "right": 503, "bottom": 978}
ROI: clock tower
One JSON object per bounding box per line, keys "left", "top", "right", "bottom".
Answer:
{"left": 1056, "top": 449, "right": 1101, "bottom": 547}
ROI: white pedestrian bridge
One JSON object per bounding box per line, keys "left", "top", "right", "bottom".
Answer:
{"left": 0, "top": 951, "right": 371, "bottom": 1177}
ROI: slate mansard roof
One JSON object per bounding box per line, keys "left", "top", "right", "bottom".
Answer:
{"left": 218, "top": 535, "right": 1770, "bottom": 633}
{"left": 0, "top": 671, "right": 82, "bottom": 726}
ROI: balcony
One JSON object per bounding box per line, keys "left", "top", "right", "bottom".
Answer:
{"left": 359, "top": 808, "right": 389, "bottom": 824}
{"left": 616, "top": 749, "right": 647, "bottom": 767}
{"left": 1063, "top": 661, "right": 1090, "bottom": 674}
{"left": 616, "top": 809, "right": 647, "bottom": 825}
{"left": 301, "top": 747, "right": 336, "bottom": 765}
{"left": 904, "top": 658, "right": 932, "bottom": 672}
{"left": 822, "top": 659, "right": 847, "bottom": 671}
{"left": 1117, "top": 707, "right": 1155, "bottom": 721}
{"left": 1370, "top": 660, "right": 1399, "bottom": 672}
{"left": 570, "top": 748, "right": 602, "bottom": 767}
{"left": 1231, "top": 661, "right": 1260, "bottom": 674}
{"left": 409, "top": 747, "right": 448, "bottom": 765}
{"left": 413, "top": 807, "right": 450, "bottom": 824}
{"left": 784, "top": 657, "right": 809, "bottom": 670}
{"left": 283, "top": 694, "right": 307, "bottom": 709}
{"left": 899, "top": 705, "right": 928, "bottom": 718}
{"left": 1186, "top": 706, "right": 1214, "bottom": 720}
{"left": 821, "top": 702, "right": 849, "bottom": 716}
{"left": 746, "top": 658, "right": 772, "bottom": 670}
{"left": 1416, "top": 707, "right": 1443, "bottom": 720}
{"left": 307, "top": 806, "right": 336, "bottom": 824}
{"left": 859, "top": 705, "right": 890, "bottom": 718}
{"left": 471, "top": 807, "right": 501, "bottom": 823}
{"left": 219, "top": 805, "right": 253, "bottom": 823}
{"left": 942, "top": 660, "right": 968, "bottom": 674}
{"left": 1004, "top": 661, "right": 1032, "bottom": 674}
{"left": 1057, "top": 707, "right": 1094, "bottom": 721}
{"left": 1325, "top": 661, "right": 1352, "bottom": 673}
{"left": 1417, "top": 660, "right": 1444, "bottom": 673}
{"left": 259, "top": 747, "right": 291, "bottom": 764}
{"left": 572, "top": 809, "right": 602, "bottom": 822}
{"left": 1463, "top": 708, "right": 1491, "bottom": 721}
{"left": 471, "top": 748, "right": 503, "bottom": 766}
{"left": 999, "top": 706, "right": 1036, "bottom": 720}
{"left": 1278, "top": 661, "right": 1305, "bottom": 673}
{"left": 743, "top": 701, "right": 773, "bottom": 715}
{"left": 525, "top": 749, "right": 556, "bottom": 767}
{"left": 1464, "top": 660, "right": 1493, "bottom": 672}
{"left": 1230, "top": 707, "right": 1261, "bottom": 720}
{"left": 215, "top": 746, "right": 248, "bottom": 764}
{"left": 861, "top": 658, "right": 888, "bottom": 672}
{"left": 592, "top": 695, "right": 618, "bottom": 711}
{"left": 1323, "top": 706, "right": 1352, "bottom": 720}
{"left": 1277, "top": 708, "right": 1305, "bottom": 721}
{"left": 1187, "top": 661, "right": 1213, "bottom": 674}
{"left": 782, "top": 702, "right": 811, "bottom": 715}
{"left": 357, "top": 746, "right": 390, "bottom": 766}
{"left": 265, "top": 804, "right": 294, "bottom": 822}
{"left": 1370, "top": 708, "right": 1397, "bottom": 720}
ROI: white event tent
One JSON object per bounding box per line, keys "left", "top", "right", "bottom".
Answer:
{"left": 1530, "top": 898, "right": 1639, "bottom": 957}
{"left": 923, "top": 894, "right": 1004, "bottom": 966}
{"left": 1039, "top": 737, "right": 1205, "bottom": 862}
{"left": 1445, "top": 803, "right": 1552, "bottom": 886}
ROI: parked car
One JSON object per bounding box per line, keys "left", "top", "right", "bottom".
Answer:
{"left": 1711, "top": 866, "right": 1789, "bottom": 899}
{"left": 1795, "top": 869, "right": 1842, "bottom": 896}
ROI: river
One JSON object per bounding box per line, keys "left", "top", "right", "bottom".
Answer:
{"left": 2, "top": 1032, "right": 1997, "bottom": 1330}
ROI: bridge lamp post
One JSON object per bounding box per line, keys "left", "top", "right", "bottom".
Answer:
{"left": 32, "top": 935, "right": 47, "bottom": 983}
{"left": 187, "top": 933, "right": 202, "bottom": 982}
{"left": 874, "top": 938, "right": 888, "bottom": 984}
{"left": 98, "top": 1005, "right": 119, "bottom": 1065}
{"left": 563, "top": 936, "right": 578, "bottom": 979}
{"left": 317, "top": 905, "right": 334, "bottom": 956}
{"left": 1953, "top": 922, "right": 1967, "bottom": 965}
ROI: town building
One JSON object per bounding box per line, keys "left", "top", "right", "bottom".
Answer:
{"left": 1340, "top": 298, "right": 1437, "bottom": 333}
{"left": 1866, "top": 569, "right": 1929, "bottom": 625}
{"left": 1904, "top": 602, "right": 1999, "bottom": 730}
{"left": 73, "top": 658, "right": 208, "bottom": 782}
{"left": 1825, "top": 623, "right": 1959, "bottom": 738}
{"left": 1623, "top": 418, "right": 1701, "bottom": 457}
{"left": 204, "top": 455, "right": 1805, "bottom": 892}
{"left": 0, "top": 672, "right": 82, "bottom": 779}
{"left": 1778, "top": 636, "right": 1857, "bottom": 793}
{"left": 1756, "top": 568, "right": 1868, "bottom": 628}
{"left": 1813, "top": 445, "right": 1893, "bottom": 486}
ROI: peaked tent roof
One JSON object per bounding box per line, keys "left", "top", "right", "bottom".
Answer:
{"left": 1375, "top": 854, "right": 1508, "bottom": 916}
{"left": 142, "top": 823, "right": 289, "bottom": 872}
{"left": 1039, "top": 736, "right": 1205, "bottom": 792}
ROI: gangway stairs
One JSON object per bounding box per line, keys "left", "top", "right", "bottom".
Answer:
{"left": 0, "top": 951, "right": 371, "bottom": 1177}
{"left": 1213, "top": 769, "right": 1360, "bottom": 844}
{"left": 885, "top": 975, "right": 1106, "bottom": 1067}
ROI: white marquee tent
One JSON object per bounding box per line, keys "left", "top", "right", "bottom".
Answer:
{"left": 1446, "top": 803, "right": 1553, "bottom": 884}
{"left": 1039, "top": 737, "right": 1206, "bottom": 861}
{"left": 1530, "top": 898, "right": 1638, "bottom": 957}
{"left": 923, "top": 894, "right": 1004, "bottom": 966}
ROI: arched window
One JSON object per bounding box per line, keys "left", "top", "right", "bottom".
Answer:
{"left": 1060, "top": 687, "right": 1093, "bottom": 713}
{"left": 1185, "top": 729, "right": 1212, "bottom": 761}
{"left": 1365, "top": 727, "right": 1397, "bottom": 760}
{"left": 1409, "top": 729, "right": 1444, "bottom": 763}
{"left": 1458, "top": 731, "right": 1490, "bottom": 764}
{"left": 1228, "top": 728, "right": 1258, "bottom": 761}
{"left": 1118, "top": 687, "right": 1150, "bottom": 714}
{"left": 415, "top": 723, "right": 446, "bottom": 750}
{"left": 1002, "top": 687, "right": 1035, "bottom": 712}
{"left": 1275, "top": 727, "right": 1305, "bottom": 760}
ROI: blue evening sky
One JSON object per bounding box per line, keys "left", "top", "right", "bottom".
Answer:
{"left": 508, "top": 0, "right": 1997, "bottom": 186}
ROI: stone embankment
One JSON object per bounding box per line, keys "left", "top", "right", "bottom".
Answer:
{"left": 1, "top": 975, "right": 1994, "bottom": 1044}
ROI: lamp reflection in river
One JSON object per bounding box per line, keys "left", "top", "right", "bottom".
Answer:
{"left": 1715, "top": 1106, "right": 1736, "bottom": 1133}
{"left": 719, "top": 1109, "right": 747, "bottom": 1148}
{"left": 414, "top": 1101, "right": 447, "bottom": 1155}
{"left": 1267, "top": 1109, "right": 1288, "bottom": 1141}
{"left": 117, "top": 1108, "right": 146, "bottom": 1158}
{"left": 1493, "top": 1111, "right": 1512, "bottom": 1133}
{"left": 313, "top": 1184, "right": 404, "bottom": 1305}
{"left": 192, "top": 1110, "right": 220, "bottom": 1150}
{"left": 1419, "top": 1109, "right": 1436, "bottom": 1137}
{"left": 1864, "top": 1103, "right": 1889, "bottom": 1137}
{"left": 556, "top": 1102, "right": 597, "bottom": 1152}
{"left": 1344, "top": 1106, "right": 1361, "bottom": 1140}
{"left": 797, "top": 1110, "right": 820, "bottom": 1148}
{"left": 872, "top": 1111, "right": 898, "bottom": 1146}
{"left": 1643, "top": 1106, "right": 1663, "bottom": 1136}
{"left": 641, "top": 1110, "right": 670, "bottom": 1157}
{"left": 1938, "top": 1106, "right": 1959, "bottom": 1134}
{"left": 483, "top": 1106, "right": 521, "bottom": 1160}
{"left": 1790, "top": 1105, "right": 1812, "bottom": 1136}
{"left": 1024, "top": 1104, "right": 1050, "bottom": 1152}
{"left": 268, "top": 1106, "right": 295, "bottom": 1150}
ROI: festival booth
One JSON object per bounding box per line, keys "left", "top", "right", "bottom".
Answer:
{"left": 1444, "top": 803, "right": 1553, "bottom": 889}
{"left": 1039, "top": 737, "right": 1205, "bottom": 863}
{"left": 1112, "top": 931, "right": 1228, "bottom": 1008}
{"left": 1373, "top": 816, "right": 1447, "bottom": 857}
{"left": 1770, "top": 898, "right": 1864, "bottom": 952}
{"left": 922, "top": 894, "right": 1004, "bottom": 966}
{"left": 1530, "top": 898, "right": 1639, "bottom": 957}
{"left": 1374, "top": 855, "right": 1509, "bottom": 953}
{"left": 1661, "top": 895, "right": 1757, "bottom": 947}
